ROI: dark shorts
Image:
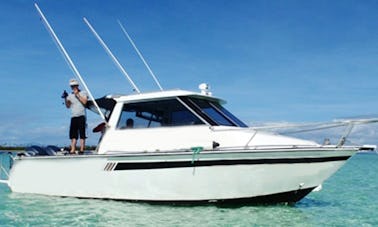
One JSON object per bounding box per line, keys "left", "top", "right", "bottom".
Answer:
{"left": 70, "top": 116, "right": 86, "bottom": 139}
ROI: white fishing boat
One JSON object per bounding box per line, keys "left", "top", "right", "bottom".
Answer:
{"left": 0, "top": 4, "right": 375, "bottom": 205}
{"left": 0, "top": 88, "right": 360, "bottom": 204}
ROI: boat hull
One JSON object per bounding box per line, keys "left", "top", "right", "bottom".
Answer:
{"left": 7, "top": 148, "right": 355, "bottom": 204}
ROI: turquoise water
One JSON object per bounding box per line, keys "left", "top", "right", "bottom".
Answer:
{"left": 0, "top": 152, "right": 377, "bottom": 226}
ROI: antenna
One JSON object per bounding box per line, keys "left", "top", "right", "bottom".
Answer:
{"left": 117, "top": 20, "right": 163, "bottom": 91}
{"left": 34, "top": 3, "right": 107, "bottom": 121}
{"left": 83, "top": 17, "right": 141, "bottom": 93}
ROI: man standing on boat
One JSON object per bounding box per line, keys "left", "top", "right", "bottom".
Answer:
{"left": 63, "top": 79, "right": 88, "bottom": 154}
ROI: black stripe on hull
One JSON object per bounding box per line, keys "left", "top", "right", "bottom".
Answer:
{"left": 113, "top": 156, "right": 351, "bottom": 170}
{"left": 75, "top": 187, "right": 316, "bottom": 206}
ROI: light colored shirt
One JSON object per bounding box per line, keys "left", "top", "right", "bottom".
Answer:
{"left": 67, "top": 91, "right": 88, "bottom": 117}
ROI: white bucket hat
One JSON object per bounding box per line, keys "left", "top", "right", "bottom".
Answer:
{"left": 69, "top": 79, "right": 79, "bottom": 86}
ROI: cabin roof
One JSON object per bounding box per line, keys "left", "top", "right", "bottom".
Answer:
{"left": 109, "top": 89, "right": 226, "bottom": 104}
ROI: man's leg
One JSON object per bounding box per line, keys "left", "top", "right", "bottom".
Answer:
{"left": 80, "top": 138, "right": 85, "bottom": 153}
{"left": 70, "top": 138, "right": 77, "bottom": 153}
{"left": 69, "top": 117, "right": 78, "bottom": 154}
{"left": 78, "top": 116, "right": 86, "bottom": 153}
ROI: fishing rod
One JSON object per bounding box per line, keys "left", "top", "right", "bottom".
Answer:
{"left": 34, "top": 3, "right": 107, "bottom": 121}
{"left": 117, "top": 20, "right": 163, "bottom": 91}
{"left": 83, "top": 17, "right": 141, "bottom": 93}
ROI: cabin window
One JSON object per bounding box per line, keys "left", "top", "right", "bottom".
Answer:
{"left": 189, "top": 98, "right": 234, "bottom": 126}
{"left": 179, "top": 97, "right": 248, "bottom": 127}
{"left": 116, "top": 99, "right": 205, "bottom": 129}
{"left": 209, "top": 102, "right": 248, "bottom": 127}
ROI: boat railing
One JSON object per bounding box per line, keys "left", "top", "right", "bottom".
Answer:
{"left": 244, "top": 130, "right": 258, "bottom": 148}
{"left": 211, "top": 117, "right": 378, "bottom": 148}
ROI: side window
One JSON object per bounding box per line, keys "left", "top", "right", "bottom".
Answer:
{"left": 116, "top": 99, "right": 205, "bottom": 129}
{"left": 117, "top": 111, "right": 136, "bottom": 129}
{"left": 117, "top": 106, "right": 162, "bottom": 129}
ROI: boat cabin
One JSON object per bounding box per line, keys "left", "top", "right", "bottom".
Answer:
{"left": 88, "top": 90, "right": 252, "bottom": 153}
{"left": 88, "top": 89, "right": 317, "bottom": 154}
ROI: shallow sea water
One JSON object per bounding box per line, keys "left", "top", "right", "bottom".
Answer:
{"left": 0, "top": 152, "right": 377, "bottom": 226}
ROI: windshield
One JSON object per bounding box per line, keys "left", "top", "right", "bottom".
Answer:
{"left": 179, "top": 97, "right": 248, "bottom": 127}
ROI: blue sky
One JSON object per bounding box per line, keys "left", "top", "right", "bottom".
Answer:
{"left": 0, "top": 0, "right": 377, "bottom": 146}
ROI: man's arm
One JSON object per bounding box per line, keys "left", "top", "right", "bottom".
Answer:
{"left": 76, "top": 92, "right": 88, "bottom": 105}
{"left": 65, "top": 97, "right": 71, "bottom": 108}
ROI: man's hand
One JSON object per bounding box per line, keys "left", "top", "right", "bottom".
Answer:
{"left": 72, "top": 87, "right": 79, "bottom": 95}
{"left": 61, "top": 90, "right": 68, "bottom": 99}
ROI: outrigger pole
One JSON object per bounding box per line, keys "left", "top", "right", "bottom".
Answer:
{"left": 117, "top": 20, "right": 163, "bottom": 91}
{"left": 34, "top": 3, "right": 107, "bottom": 121}
{"left": 83, "top": 17, "right": 141, "bottom": 93}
